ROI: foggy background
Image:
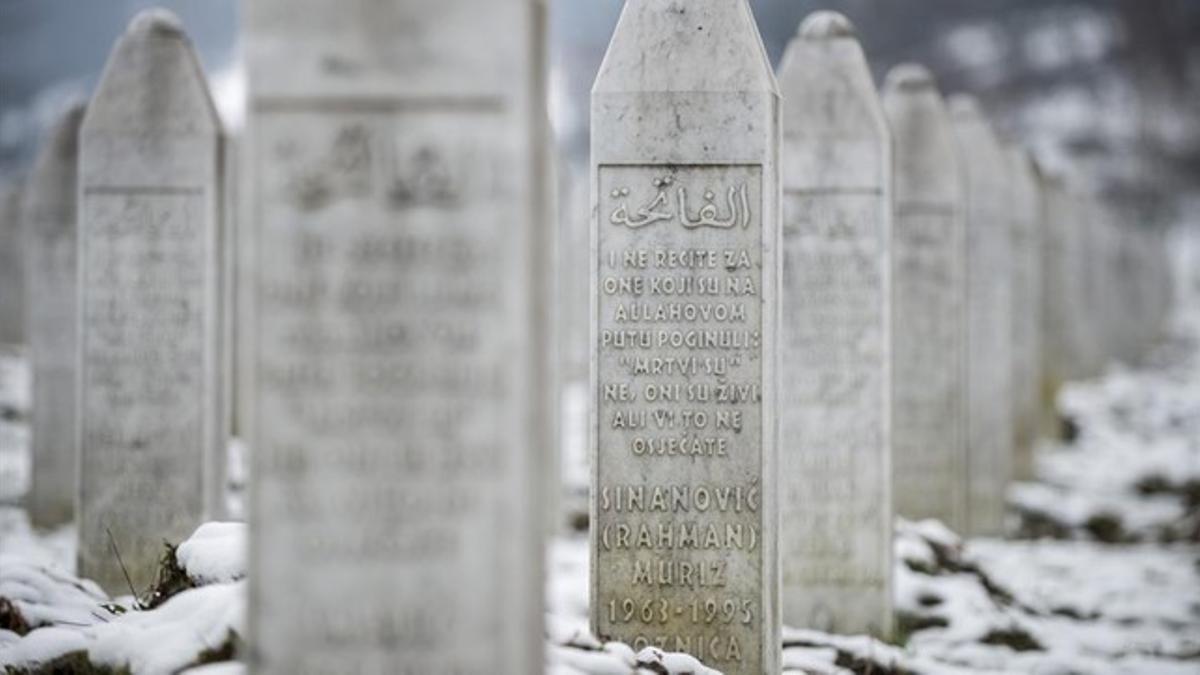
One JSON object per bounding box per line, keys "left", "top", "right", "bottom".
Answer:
{"left": 2, "top": 0, "right": 1198, "bottom": 226}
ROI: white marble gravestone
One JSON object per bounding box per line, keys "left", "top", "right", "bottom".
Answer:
{"left": 882, "top": 64, "right": 967, "bottom": 532}
{"left": 776, "top": 12, "right": 891, "bottom": 638}
{"left": 23, "top": 104, "right": 84, "bottom": 528}
{"left": 1038, "top": 173, "right": 1072, "bottom": 429}
{"left": 1076, "top": 195, "right": 1106, "bottom": 377}
{"left": 592, "top": 0, "right": 782, "bottom": 667}
{"left": 1069, "top": 192, "right": 1094, "bottom": 379}
{"left": 949, "top": 95, "right": 1012, "bottom": 536}
{"left": 76, "top": 10, "right": 224, "bottom": 595}
{"left": 0, "top": 182, "right": 25, "bottom": 346}
{"left": 591, "top": 1, "right": 780, "bottom": 672}
{"left": 1006, "top": 146, "right": 1041, "bottom": 480}
{"left": 246, "top": 1, "right": 546, "bottom": 672}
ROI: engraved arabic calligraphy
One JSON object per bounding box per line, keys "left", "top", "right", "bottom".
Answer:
{"left": 610, "top": 175, "right": 752, "bottom": 230}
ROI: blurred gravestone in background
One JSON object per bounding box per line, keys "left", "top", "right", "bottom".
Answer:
{"left": 882, "top": 64, "right": 968, "bottom": 532}
{"left": 76, "top": 10, "right": 224, "bottom": 595}
{"left": 244, "top": 0, "right": 546, "bottom": 672}
{"left": 776, "top": 11, "right": 892, "bottom": 639}
{"left": 22, "top": 104, "right": 83, "bottom": 529}
{"left": 951, "top": 95, "right": 1013, "bottom": 537}
{"left": 1007, "top": 146, "right": 1042, "bottom": 480}
{"left": 0, "top": 182, "right": 26, "bottom": 347}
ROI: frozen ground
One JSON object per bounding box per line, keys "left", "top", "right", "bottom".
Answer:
{"left": 1, "top": 313, "right": 1198, "bottom": 674}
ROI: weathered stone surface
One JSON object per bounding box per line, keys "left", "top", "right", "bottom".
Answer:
{"left": 882, "top": 64, "right": 967, "bottom": 532}
{"left": 949, "top": 96, "right": 1012, "bottom": 536}
{"left": 1006, "top": 146, "right": 1041, "bottom": 481}
{"left": 591, "top": 2, "right": 780, "bottom": 672}
{"left": 76, "top": 9, "right": 224, "bottom": 595}
{"left": 245, "top": 1, "right": 546, "bottom": 672}
{"left": 22, "top": 104, "right": 84, "bottom": 528}
{"left": 776, "top": 12, "right": 892, "bottom": 638}
{"left": 0, "top": 182, "right": 25, "bottom": 346}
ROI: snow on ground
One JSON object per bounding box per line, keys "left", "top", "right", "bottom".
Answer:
{"left": 1010, "top": 312, "right": 1200, "bottom": 543}
{"left": 2, "top": 312, "right": 1199, "bottom": 673}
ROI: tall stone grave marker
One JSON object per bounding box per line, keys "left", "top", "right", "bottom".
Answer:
{"left": 776, "top": 12, "right": 891, "bottom": 637}
{"left": 76, "top": 11, "right": 223, "bottom": 593}
{"left": 592, "top": 1, "right": 780, "bottom": 671}
{"left": 1, "top": 182, "right": 25, "bottom": 346}
{"left": 1068, "top": 191, "right": 1093, "bottom": 376}
{"left": 1038, "top": 173, "right": 1072, "bottom": 431}
{"left": 949, "top": 96, "right": 1012, "bottom": 536}
{"left": 1006, "top": 146, "right": 1041, "bottom": 480}
{"left": 882, "top": 64, "right": 966, "bottom": 531}
{"left": 246, "top": 1, "right": 546, "bottom": 672}
{"left": 23, "top": 104, "right": 84, "bottom": 528}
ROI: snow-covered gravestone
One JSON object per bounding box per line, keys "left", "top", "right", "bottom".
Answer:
{"left": 881, "top": 64, "right": 966, "bottom": 531}
{"left": 949, "top": 96, "right": 1012, "bottom": 536}
{"left": 0, "top": 182, "right": 25, "bottom": 346}
{"left": 23, "top": 104, "right": 85, "bottom": 528}
{"left": 246, "top": 1, "right": 546, "bottom": 672}
{"left": 775, "top": 12, "right": 891, "bottom": 638}
{"left": 77, "top": 11, "right": 224, "bottom": 595}
{"left": 1006, "top": 146, "right": 1041, "bottom": 480}
{"left": 592, "top": 1, "right": 780, "bottom": 672}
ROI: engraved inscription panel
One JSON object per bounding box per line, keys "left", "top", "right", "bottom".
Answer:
{"left": 78, "top": 190, "right": 209, "bottom": 592}
{"left": 253, "top": 106, "right": 528, "bottom": 675}
{"left": 893, "top": 205, "right": 962, "bottom": 524}
{"left": 595, "top": 164, "right": 764, "bottom": 673}
{"left": 780, "top": 190, "right": 888, "bottom": 634}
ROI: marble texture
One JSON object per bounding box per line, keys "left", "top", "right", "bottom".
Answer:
{"left": 776, "top": 12, "right": 892, "bottom": 639}
{"left": 883, "top": 64, "right": 967, "bottom": 532}
{"left": 76, "top": 9, "right": 225, "bottom": 595}
{"left": 591, "top": 1, "right": 781, "bottom": 672}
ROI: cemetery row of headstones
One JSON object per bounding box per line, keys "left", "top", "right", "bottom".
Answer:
{"left": 0, "top": 2, "right": 1174, "bottom": 674}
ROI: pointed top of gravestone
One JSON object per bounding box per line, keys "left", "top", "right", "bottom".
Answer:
{"left": 25, "top": 103, "right": 84, "bottom": 232}
{"left": 84, "top": 9, "right": 219, "bottom": 137}
{"left": 882, "top": 64, "right": 958, "bottom": 205}
{"left": 798, "top": 11, "right": 856, "bottom": 39}
{"left": 884, "top": 63, "right": 935, "bottom": 92}
{"left": 594, "top": 0, "right": 777, "bottom": 94}
{"left": 127, "top": 8, "right": 184, "bottom": 36}
{"left": 37, "top": 103, "right": 86, "bottom": 172}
